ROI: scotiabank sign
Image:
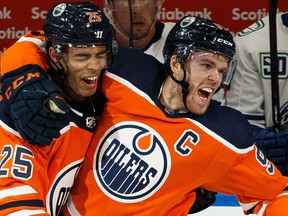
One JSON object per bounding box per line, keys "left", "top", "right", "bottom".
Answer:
{"left": 0, "top": 0, "right": 287, "bottom": 56}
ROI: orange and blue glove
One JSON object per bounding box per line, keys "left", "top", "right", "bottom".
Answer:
{"left": 1, "top": 64, "right": 70, "bottom": 146}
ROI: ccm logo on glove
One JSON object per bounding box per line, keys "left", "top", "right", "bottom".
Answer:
{"left": 5, "top": 71, "right": 41, "bottom": 100}
{"left": 1, "top": 64, "right": 70, "bottom": 146}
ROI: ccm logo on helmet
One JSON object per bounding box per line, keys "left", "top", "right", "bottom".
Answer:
{"left": 217, "top": 38, "right": 233, "bottom": 47}
{"left": 86, "top": 12, "right": 102, "bottom": 23}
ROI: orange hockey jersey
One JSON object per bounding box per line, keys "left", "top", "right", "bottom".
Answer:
{"left": 0, "top": 32, "right": 101, "bottom": 216}
{"left": 63, "top": 47, "right": 288, "bottom": 216}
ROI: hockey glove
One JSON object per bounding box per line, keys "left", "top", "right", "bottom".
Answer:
{"left": 188, "top": 187, "right": 217, "bottom": 214}
{"left": 1, "top": 64, "right": 70, "bottom": 146}
{"left": 255, "top": 127, "right": 288, "bottom": 176}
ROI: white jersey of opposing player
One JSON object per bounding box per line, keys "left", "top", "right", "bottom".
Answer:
{"left": 224, "top": 12, "right": 288, "bottom": 128}
{"left": 144, "top": 22, "right": 175, "bottom": 63}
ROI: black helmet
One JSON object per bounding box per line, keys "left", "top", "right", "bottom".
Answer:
{"left": 43, "top": 1, "right": 116, "bottom": 51}
{"left": 163, "top": 16, "right": 236, "bottom": 87}
{"left": 163, "top": 16, "right": 236, "bottom": 64}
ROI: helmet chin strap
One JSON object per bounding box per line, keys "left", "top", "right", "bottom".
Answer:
{"left": 48, "top": 59, "right": 74, "bottom": 101}
{"left": 127, "top": 0, "right": 134, "bottom": 48}
{"left": 109, "top": 0, "right": 134, "bottom": 48}
{"left": 115, "top": 17, "right": 156, "bottom": 43}
{"left": 46, "top": 50, "right": 78, "bottom": 101}
{"left": 168, "top": 62, "right": 190, "bottom": 108}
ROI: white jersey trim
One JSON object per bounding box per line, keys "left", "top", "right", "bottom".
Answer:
{"left": 0, "top": 120, "right": 21, "bottom": 139}
{"left": 0, "top": 185, "right": 37, "bottom": 199}
{"left": 17, "top": 36, "right": 46, "bottom": 53}
{"left": 7, "top": 209, "right": 47, "bottom": 216}
{"left": 66, "top": 195, "right": 81, "bottom": 216}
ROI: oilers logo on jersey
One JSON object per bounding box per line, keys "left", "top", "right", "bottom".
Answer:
{"left": 46, "top": 159, "right": 83, "bottom": 216}
{"left": 94, "top": 121, "right": 171, "bottom": 203}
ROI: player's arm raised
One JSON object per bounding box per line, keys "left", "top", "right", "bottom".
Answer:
{"left": 0, "top": 32, "right": 69, "bottom": 146}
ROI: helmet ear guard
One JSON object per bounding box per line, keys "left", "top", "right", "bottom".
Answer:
{"left": 222, "top": 57, "right": 237, "bottom": 87}
{"left": 175, "top": 45, "right": 191, "bottom": 64}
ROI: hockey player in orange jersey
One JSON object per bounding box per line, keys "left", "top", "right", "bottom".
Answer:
{"left": 0, "top": 2, "right": 117, "bottom": 215}
{"left": 61, "top": 16, "right": 288, "bottom": 215}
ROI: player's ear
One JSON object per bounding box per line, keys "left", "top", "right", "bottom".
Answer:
{"left": 48, "top": 47, "right": 61, "bottom": 65}
{"left": 170, "top": 55, "right": 183, "bottom": 80}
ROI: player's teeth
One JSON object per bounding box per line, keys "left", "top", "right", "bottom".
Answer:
{"left": 202, "top": 87, "right": 212, "bottom": 93}
{"left": 85, "top": 77, "right": 97, "bottom": 81}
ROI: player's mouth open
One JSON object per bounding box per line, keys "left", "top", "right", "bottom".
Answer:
{"left": 133, "top": 21, "right": 144, "bottom": 27}
{"left": 82, "top": 76, "right": 97, "bottom": 85}
{"left": 198, "top": 87, "right": 212, "bottom": 100}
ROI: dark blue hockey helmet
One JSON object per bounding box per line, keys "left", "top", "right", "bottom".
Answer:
{"left": 163, "top": 16, "right": 236, "bottom": 86}
{"left": 163, "top": 16, "right": 235, "bottom": 64}
{"left": 43, "top": 1, "right": 117, "bottom": 54}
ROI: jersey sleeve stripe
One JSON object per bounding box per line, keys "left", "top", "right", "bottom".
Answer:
{"left": 0, "top": 185, "right": 37, "bottom": 199}
{"left": 17, "top": 36, "right": 46, "bottom": 53}
{"left": 0, "top": 199, "right": 44, "bottom": 211}
{"left": 0, "top": 120, "right": 21, "bottom": 138}
{"left": 239, "top": 200, "right": 258, "bottom": 211}
{"left": 7, "top": 209, "right": 47, "bottom": 216}
{"left": 66, "top": 195, "right": 81, "bottom": 216}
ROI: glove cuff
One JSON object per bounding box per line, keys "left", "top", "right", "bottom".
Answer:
{"left": 1, "top": 64, "right": 47, "bottom": 101}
